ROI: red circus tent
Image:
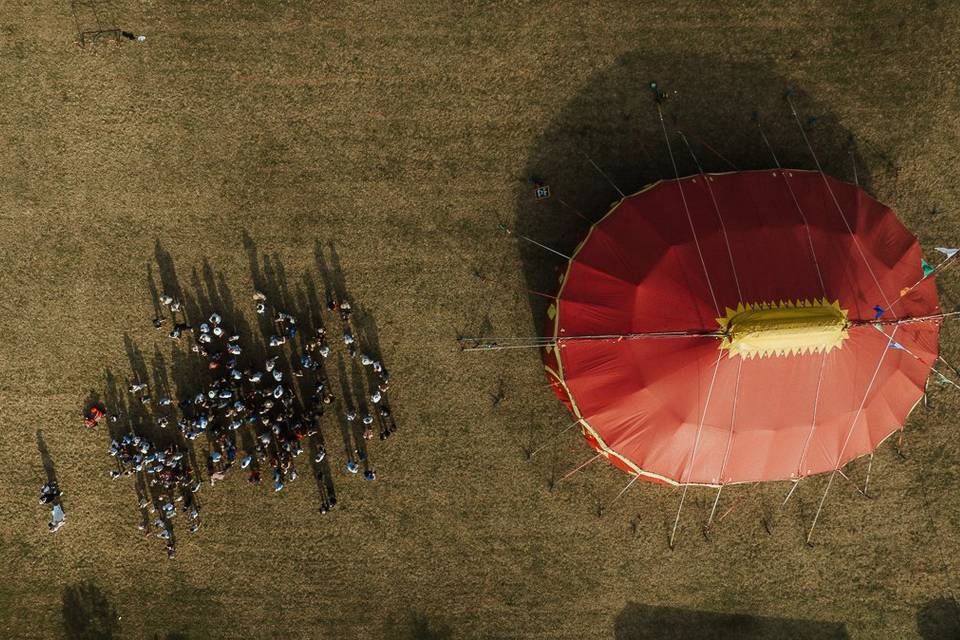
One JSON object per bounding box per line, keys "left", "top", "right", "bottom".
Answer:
{"left": 543, "top": 169, "right": 940, "bottom": 486}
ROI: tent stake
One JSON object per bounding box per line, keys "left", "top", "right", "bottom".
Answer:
{"left": 717, "top": 494, "right": 746, "bottom": 523}
{"left": 580, "top": 152, "right": 625, "bottom": 199}
{"left": 472, "top": 271, "right": 556, "bottom": 301}
{"left": 527, "top": 418, "right": 583, "bottom": 459}
{"left": 763, "top": 480, "right": 801, "bottom": 534}
{"left": 555, "top": 196, "right": 591, "bottom": 222}
{"left": 807, "top": 471, "right": 837, "bottom": 545}
{"left": 669, "top": 483, "right": 689, "bottom": 549}
{"left": 849, "top": 140, "right": 860, "bottom": 187}
{"left": 557, "top": 453, "right": 602, "bottom": 483}
{"left": 497, "top": 224, "right": 571, "bottom": 261}
{"left": 606, "top": 472, "right": 642, "bottom": 512}
{"left": 706, "top": 485, "right": 723, "bottom": 528}
{"left": 863, "top": 453, "right": 875, "bottom": 497}
{"left": 837, "top": 468, "right": 868, "bottom": 498}
{"left": 938, "top": 353, "right": 960, "bottom": 378}
{"left": 782, "top": 479, "right": 801, "bottom": 507}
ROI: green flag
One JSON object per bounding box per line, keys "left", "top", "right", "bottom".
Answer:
{"left": 922, "top": 258, "right": 935, "bottom": 277}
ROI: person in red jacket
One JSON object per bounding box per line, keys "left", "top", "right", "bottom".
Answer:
{"left": 83, "top": 405, "right": 105, "bottom": 428}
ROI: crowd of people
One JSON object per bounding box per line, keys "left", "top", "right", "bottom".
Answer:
{"left": 79, "top": 286, "right": 397, "bottom": 558}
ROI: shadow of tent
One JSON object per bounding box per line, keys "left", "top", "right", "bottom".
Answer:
{"left": 917, "top": 598, "right": 960, "bottom": 639}
{"left": 615, "top": 602, "right": 848, "bottom": 640}
{"left": 62, "top": 580, "right": 120, "bottom": 640}
{"left": 381, "top": 610, "right": 453, "bottom": 640}
{"left": 513, "top": 51, "right": 883, "bottom": 332}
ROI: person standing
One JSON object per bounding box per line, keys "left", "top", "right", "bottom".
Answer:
{"left": 49, "top": 503, "right": 66, "bottom": 532}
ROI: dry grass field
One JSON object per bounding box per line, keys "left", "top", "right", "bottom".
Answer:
{"left": 2, "top": 1, "right": 960, "bottom": 638}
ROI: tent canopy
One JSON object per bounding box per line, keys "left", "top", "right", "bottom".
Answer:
{"left": 544, "top": 169, "right": 940, "bottom": 486}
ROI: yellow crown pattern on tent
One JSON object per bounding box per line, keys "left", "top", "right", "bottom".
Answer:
{"left": 717, "top": 298, "right": 850, "bottom": 359}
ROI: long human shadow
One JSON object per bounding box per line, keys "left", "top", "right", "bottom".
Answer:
{"left": 315, "top": 239, "right": 350, "bottom": 306}
{"left": 245, "top": 235, "right": 392, "bottom": 494}
{"left": 614, "top": 602, "right": 848, "bottom": 640}
{"left": 62, "top": 579, "right": 120, "bottom": 640}
{"left": 512, "top": 53, "right": 881, "bottom": 333}
{"left": 102, "top": 363, "right": 160, "bottom": 531}
{"left": 36, "top": 430, "right": 58, "bottom": 487}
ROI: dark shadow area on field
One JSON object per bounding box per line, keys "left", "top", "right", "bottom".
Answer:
{"left": 917, "top": 597, "right": 960, "bottom": 639}
{"left": 315, "top": 239, "right": 349, "bottom": 305}
{"left": 153, "top": 634, "right": 188, "bottom": 640}
{"left": 62, "top": 580, "right": 120, "bottom": 640}
{"left": 614, "top": 602, "right": 848, "bottom": 640}
{"left": 36, "top": 429, "right": 59, "bottom": 487}
{"left": 382, "top": 610, "right": 453, "bottom": 640}
{"left": 513, "top": 53, "right": 878, "bottom": 333}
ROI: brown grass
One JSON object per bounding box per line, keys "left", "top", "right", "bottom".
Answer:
{"left": 2, "top": 1, "right": 960, "bottom": 638}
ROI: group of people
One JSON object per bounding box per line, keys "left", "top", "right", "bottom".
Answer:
{"left": 79, "top": 285, "right": 398, "bottom": 557}
{"left": 328, "top": 297, "right": 396, "bottom": 443}
{"left": 105, "top": 432, "right": 199, "bottom": 558}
